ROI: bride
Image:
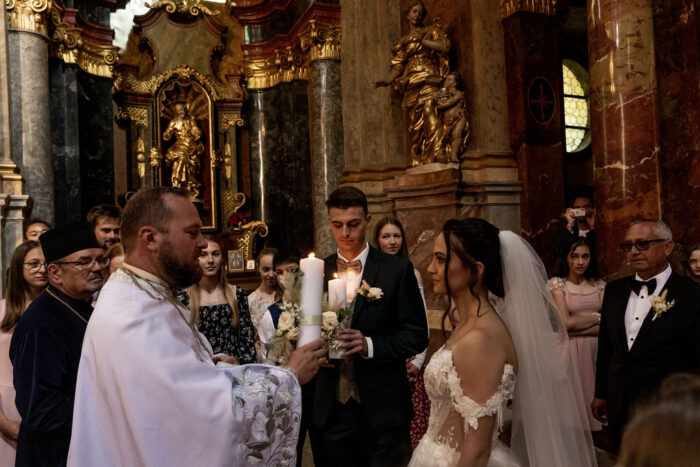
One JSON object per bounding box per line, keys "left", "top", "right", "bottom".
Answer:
{"left": 410, "top": 219, "right": 597, "bottom": 466}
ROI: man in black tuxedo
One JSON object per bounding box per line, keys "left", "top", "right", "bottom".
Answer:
{"left": 310, "top": 186, "right": 428, "bottom": 466}
{"left": 593, "top": 219, "right": 700, "bottom": 451}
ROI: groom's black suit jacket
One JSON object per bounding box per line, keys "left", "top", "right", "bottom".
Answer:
{"left": 312, "top": 246, "right": 429, "bottom": 432}
{"left": 595, "top": 272, "right": 700, "bottom": 442}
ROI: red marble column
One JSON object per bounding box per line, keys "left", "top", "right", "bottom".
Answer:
{"left": 502, "top": 12, "right": 566, "bottom": 272}
{"left": 588, "top": 0, "right": 662, "bottom": 277}
{"left": 653, "top": 0, "right": 700, "bottom": 245}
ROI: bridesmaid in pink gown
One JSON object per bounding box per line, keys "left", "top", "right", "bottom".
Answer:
{"left": 549, "top": 239, "right": 605, "bottom": 432}
{"left": 0, "top": 241, "right": 48, "bottom": 464}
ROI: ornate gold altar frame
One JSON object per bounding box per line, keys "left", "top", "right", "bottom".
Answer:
{"left": 154, "top": 78, "right": 218, "bottom": 230}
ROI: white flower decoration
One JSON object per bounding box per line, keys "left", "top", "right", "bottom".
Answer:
{"left": 277, "top": 311, "right": 294, "bottom": 331}
{"left": 286, "top": 327, "right": 300, "bottom": 340}
{"left": 322, "top": 311, "right": 339, "bottom": 331}
{"left": 650, "top": 289, "right": 675, "bottom": 321}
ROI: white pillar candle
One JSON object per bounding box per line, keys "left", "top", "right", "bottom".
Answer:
{"left": 297, "top": 253, "right": 324, "bottom": 347}
{"left": 328, "top": 274, "right": 347, "bottom": 310}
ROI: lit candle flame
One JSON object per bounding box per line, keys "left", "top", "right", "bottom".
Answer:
{"left": 309, "top": 252, "right": 315, "bottom": 258}
{"left": 334, "top": 273, "right": 339, "bottom": 279}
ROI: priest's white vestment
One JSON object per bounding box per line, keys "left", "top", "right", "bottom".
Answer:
{"left": 68, "top": 266, "right": 301, "bottom": 466}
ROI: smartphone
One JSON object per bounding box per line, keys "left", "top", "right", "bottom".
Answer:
{"left": 571, "top": 208, "right": 586, "bottom": 218}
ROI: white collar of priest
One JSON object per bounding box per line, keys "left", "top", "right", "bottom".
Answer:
{"left": 122, "top": 262, "right": 170, "bottom": 288}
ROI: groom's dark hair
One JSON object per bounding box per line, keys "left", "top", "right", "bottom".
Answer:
{"left": 326, "top": 186, "right": 368, "bottom": 215}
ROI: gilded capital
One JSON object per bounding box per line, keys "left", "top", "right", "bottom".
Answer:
{"left": 52, "top": 22, "right": 119, "bottom": 78}
{"left": 299, "top": 21, "right": 342, "bottom": 62}
{"left": 219, "top": 112, "right": 244, "bottom": 132}
{"left": 500, "top": 0, "right": 557, "bottom": 19}
{"left": 243, "top": 47, "right": 309, "bottom": 90}
{"left": 145, "top": 0, "right": 219, "bottom": 17}
{"left": 5, "top": 0, "right": 53, "bottom": 36}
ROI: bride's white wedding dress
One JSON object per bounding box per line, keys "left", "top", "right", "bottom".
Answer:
{"left": 409, "top": 347, "right": 520, "bottom": 467}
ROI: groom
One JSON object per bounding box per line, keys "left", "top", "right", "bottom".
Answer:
{"left": 593, "top": 219, "right": 700, "bottom": 451}
{"left": 311, "top": 186, "right": 428, "bottom": 466}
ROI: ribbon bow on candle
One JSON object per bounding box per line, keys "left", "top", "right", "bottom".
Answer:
{"left": 337, "top": 258, "right": 362, "bottom": 274}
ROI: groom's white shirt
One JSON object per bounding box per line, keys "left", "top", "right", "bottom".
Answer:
{"left": 337, "top": 242, "right": 374, "bottom": 358}
{"left": 624, "top": 263, "right": 672, "bottom": 349}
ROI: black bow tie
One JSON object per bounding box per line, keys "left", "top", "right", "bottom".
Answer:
{"left": 631, "top": 278, "right": 656, "bottom": 296}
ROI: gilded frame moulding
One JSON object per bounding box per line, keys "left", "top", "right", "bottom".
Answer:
{"left": 115, "top": 106, "right": 148, "bottom": 128}
{"left": 52, "top": 22, "right": 119, "bottom": 78}
{"left": 5, "top": 0, "right": 52, "bottom": 36}
{"left": 243, "top": 20, "right": 341, "bottom": 90}
{"left": 145, "top": 0, "right": 219, "bottom": 17}
{"left": 299, "top": 21, "right": 342, "bottom": 62}
{"left": 219, "top": 112, "right": 245, "bottom": 132}
{"left": 500, "top": 0, "right": 557, "bottom": 19}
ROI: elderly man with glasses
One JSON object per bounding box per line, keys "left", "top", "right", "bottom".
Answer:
{"left": 9, "top": 222, "right": 105, "bottom": 467}
{"left": 592, "top": 219, "right": 700, "bottom": 453}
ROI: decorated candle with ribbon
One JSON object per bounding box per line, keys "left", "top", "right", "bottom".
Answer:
{"left": 297, "top": 252, "right": 324, "bottom": 347}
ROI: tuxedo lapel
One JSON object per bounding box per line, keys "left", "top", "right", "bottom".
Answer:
{"left": 613, "top": 277, "right": 634, "bottom": 355}
{"left": 629, "top": 273, "right": 678, "bottom": 353}
{"left": 353, "top": 248, "right": 381, "bottom": 324}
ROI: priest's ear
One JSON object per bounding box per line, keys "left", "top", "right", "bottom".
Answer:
{"left": 136, "top": 226, "right": 160, "bottom": 252}
{"left": 46, "top": 262, "right": 63, "bottom": 285}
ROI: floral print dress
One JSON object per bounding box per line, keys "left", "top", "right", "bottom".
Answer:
{"left": 198, "top": 287, "right": 257, "bottom": 364}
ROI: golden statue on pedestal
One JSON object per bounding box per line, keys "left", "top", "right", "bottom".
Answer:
{"left": 163, "top": 102, "right": 203, "bottom": 198}
{"left": 375, "top": 0, "right": 469, "bottom": 166}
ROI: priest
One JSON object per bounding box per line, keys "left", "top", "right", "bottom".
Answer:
{"left": 10, "top": 222, "right": 105, "bottom": 466}
{"left": 68, "top": 187, "right": 326, "bottom": 466}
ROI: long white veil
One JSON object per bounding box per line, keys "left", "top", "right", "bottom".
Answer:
{"left": 495, "top": 231, "right": 597, "bottom": 467}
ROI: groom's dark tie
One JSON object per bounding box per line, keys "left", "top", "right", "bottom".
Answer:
{"left": 631, "top": 278, "right": 656, "bottom": 296}
{"left": 337, "top": 258, "right": 362, "bottom": 274}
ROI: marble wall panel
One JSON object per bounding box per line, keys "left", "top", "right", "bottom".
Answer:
{"left": 248, "top": 81, "right": 314, "bottom": 253}
{"left": 50, "top": 60, "right": 82, "bottom": 224}
{"left": 77, "top": 71, "right": 115, "bottom": 213}
{"left": 8, "top": 32, "right": 53, "bottom": 223}
{"left": 309, "top": 59, "right": 344, "bottom": 257}
{"left": 502, "top": 13, "right": 566, "bottom": 272}
{"left": 588, "top": 0, "right": 662, "bottom": 277}
{"left": 653, "top": 0, "right": 700, "bottom": 245}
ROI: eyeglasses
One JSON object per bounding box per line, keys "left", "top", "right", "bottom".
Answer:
{"left": 23, "top": 261, "right": 47, "bottom": 273}
{"left": 55, "top": 256, "right": 109, "bottom": 270}
{"left": 619, "top": 239, "right": 667, "bottom": 252}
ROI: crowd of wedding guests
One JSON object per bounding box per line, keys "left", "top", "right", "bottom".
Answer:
{"left": 0, "top": 187, "right": 698, "bottom": 466}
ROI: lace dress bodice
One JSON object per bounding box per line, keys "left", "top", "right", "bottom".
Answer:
{"left": 409, "top": 346, "right": 519, "bottom": 467}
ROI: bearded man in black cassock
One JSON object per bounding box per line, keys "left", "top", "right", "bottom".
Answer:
{"left": 10, "top": 222, "right": 105, "bottom": 466}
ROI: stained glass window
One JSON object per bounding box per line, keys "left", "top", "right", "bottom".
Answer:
{"left": 562, "top": 59, "right": 590, "bottom": 153}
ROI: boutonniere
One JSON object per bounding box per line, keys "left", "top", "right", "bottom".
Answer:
{"left": 356, "top": 280, "right": 383, "bottom": 301}
{"left": 650, "top": 289, "right": 675, "bottom": 321}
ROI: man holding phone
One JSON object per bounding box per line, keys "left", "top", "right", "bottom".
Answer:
{"left": 555, "top": 195, "right": 596, "bottom": 257}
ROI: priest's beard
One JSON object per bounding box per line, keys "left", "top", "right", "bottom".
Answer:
{"left": 158, "top": 240, "right": 202, "bottom": 288}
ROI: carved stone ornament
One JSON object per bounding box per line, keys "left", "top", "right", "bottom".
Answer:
{"left": 52, "top": 21, "right": 119, "bottom": 78}
{"left": 5, "top": 0, "right": 52, "bottom": 36}
{"left": 115, "top": 106, "right": 148, "bottom": 127}
{"left": 243, "top": 47, "right": 308, "bottom": 90}
{"left": 500, "top": 0, "right": 558, "bottom": 19}
{"left": 145, "top": 0, "right": 219, "bottom": 17}
{"left": 219, "top": 112, "right": 244, "bottom": 132}
{"left": 299, "top": 21, "right": 342, "bottom": 61}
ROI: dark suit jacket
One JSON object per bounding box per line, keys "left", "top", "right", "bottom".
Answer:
{"left": 595, "top": 272, "right": 700, "bottom": 433}
{"left": 312, "top": 246, "right": 429, "bottom": 432}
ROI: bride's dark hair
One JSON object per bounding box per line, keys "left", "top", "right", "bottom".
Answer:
{"left": 442, "top": 218, "right": 504, "bottom": 332}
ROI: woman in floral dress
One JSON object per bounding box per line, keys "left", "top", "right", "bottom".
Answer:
{"left": 187, "top": 236, "right": 256, "bottom": 363}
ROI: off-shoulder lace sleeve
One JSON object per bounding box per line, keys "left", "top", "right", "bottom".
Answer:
{"left": 445, "top": 364, "right": 516, "bottom": 434}
{"left": 548, "top": 277, "right": 566, "bottom": 293}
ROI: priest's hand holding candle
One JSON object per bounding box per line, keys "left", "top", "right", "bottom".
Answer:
{"left": 297, "top": 253, "right": 324, "bottom": 347}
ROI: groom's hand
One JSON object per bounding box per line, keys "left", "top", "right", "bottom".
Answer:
{"left": 336, "top": 329, "right": 368, "bottom": 357}
{"left": 591, "top": 398, "right": 607, "bottom": 422}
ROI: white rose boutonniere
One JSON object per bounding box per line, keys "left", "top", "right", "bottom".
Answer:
{"left": 356, "top": 280, "right": 384, "bottom": 301}
{"left": 650, "top": 289, "right": 675, "bottom": 321}
{"left": 277, "top": 311, "right": 295, "bottom": 331}
{"left": 322, "top": 311, "right": 339, "bottom": 331}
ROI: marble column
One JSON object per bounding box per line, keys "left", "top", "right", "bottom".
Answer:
{"left": 248, "top": 82, "right": 315, "bottom": 253}
{"left": 502, "top": 10, "right": 566, "bottom": 272}
{"left": 8, "top": 26, "right": 53, "bottom": 222}
{"left": 652, "top": 0, "right": 700, "bottom": 245}
{"left": 588, "top": 0, "right": 661, "bottom": 277}
{"left": 308, "top": 59, "right": 343, "bottom": 258}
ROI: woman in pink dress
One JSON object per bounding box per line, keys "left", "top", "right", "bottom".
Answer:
{"left": 549, "top": 238, "right": 605, "bottom": 432}
{"left": 0, "top": 240, "right": 48, "bottom": 464}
